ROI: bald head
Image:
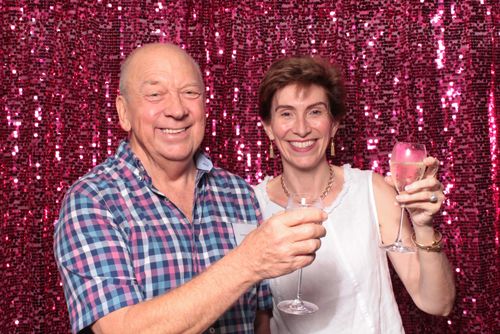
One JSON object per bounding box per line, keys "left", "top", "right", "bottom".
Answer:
{"left": 118, "top": 43, "right": 203, "bottom": 100}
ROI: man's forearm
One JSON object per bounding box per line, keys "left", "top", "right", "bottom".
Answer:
{"left": 90, "top": 209, "right": 327, "bottom": 334}
{"left": 92, "top": 247, "right": 259, "bottom": 334}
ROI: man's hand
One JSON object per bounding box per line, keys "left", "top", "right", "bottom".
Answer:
{"left": 236, "top": 209, "right": 327, "bottom": 281}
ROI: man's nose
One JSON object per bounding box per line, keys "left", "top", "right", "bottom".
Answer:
{"left": 163, "top": 93, "right": 188, "bottom": 119}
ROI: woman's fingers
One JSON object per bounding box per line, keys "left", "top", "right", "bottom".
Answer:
{"left": 396, "top": 190, "right": 444, "bottom": 206}
{"left": 423, "top": 157, "right": 440, "bottom": 178}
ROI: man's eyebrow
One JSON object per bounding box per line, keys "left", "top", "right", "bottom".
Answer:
{"left": 180, "top": 82, "right": 203, "bottom": 89}
{"left": 141, "top": 80, "right": 161, "bottom": 87}
{"left": 140, "top": 80, "right": 202, "bottom": 89}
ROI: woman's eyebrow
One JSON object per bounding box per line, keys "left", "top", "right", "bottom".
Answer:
{"left": 275, "top": 102, "right": 327, "bottom": 112}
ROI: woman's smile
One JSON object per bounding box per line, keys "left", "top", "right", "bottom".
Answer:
{"left": 289, "top": 139, "right": 317, "bottom": 149}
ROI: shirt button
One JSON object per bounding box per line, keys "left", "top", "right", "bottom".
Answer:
{"left": 209, "top": 328, "right": 215, "bottom": 333}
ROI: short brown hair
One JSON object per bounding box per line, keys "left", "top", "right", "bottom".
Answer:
{"left": 258, "top": 56, "right": 346, "bottom": 123}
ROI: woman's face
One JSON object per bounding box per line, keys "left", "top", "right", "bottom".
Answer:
{"left": 263, "top": 84, "right": 339, "bottom": 171}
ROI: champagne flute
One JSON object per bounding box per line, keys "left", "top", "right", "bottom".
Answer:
{"left": 277, "top": 193, "right": 323, "bottom": 315}
{"left": 380, "top": 142, "right": 427, "bottom": 253}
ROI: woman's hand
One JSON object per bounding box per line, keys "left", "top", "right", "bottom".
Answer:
{"left": 385, "top": 157, "right": 444, "bottom": 228}
{"left": 382, "top": 157, "right": 455, "bottom": 316}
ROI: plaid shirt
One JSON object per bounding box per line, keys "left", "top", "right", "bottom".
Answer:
{"left": 54, "top": 140, "right": 271, "bottom": 334}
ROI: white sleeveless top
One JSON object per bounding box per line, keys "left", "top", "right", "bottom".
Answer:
{"left": 252, "top": 165, "right": 405, "bottom": 334}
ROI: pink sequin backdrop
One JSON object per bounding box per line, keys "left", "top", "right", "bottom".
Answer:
{"left": 1, "top": 0, "right": 499, "bottom": 333}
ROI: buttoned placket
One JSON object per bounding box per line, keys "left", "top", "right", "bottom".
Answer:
{"left": 135, "top": 155, "right": 221, "bottom": 331}
{"left": 191, "top": 169, "right": 206, "bottom": 276}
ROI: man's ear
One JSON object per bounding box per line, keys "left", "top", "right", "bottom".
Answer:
{"left": 116, "top": 95, "right": 131, "bottom": 132}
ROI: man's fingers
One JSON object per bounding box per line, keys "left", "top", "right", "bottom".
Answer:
{"left": 292, "top": 254, "right": 317, "bottom": 271}
{"left": 299, "top": 238, "right": 322, "bottom": 254}
{"left": 291, "top": 223, "right": 326, "bottom": 241}
{"left": 274, "top": 209, "right": 327, "bottom": 228}
{"left": 247, "top": 209, "right": 327, "bottom": 279}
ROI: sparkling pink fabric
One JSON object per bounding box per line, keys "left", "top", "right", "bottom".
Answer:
{"left": 1, "top": 1, "right": 499, "bottom": 333}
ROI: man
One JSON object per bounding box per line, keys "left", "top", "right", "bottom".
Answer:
{"left": 54, "top": 43, "right": 327, "bottom": 334}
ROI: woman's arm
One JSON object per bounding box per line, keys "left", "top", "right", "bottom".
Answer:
{"left": 374, "top": 157, "right": 455, "bottom": 316}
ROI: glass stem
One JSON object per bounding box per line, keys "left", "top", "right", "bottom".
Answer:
{"left": 395, "top": 207, "right": 405, "bottom": 243}
{"left": 296, "top": 268, "right": 303, "bottom": 301}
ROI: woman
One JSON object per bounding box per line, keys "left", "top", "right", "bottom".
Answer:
{"left": 252, "top": 56, "right": 455, "bottom": 333}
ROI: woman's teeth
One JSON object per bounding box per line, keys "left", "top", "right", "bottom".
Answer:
{"left": 290, "top": 140, "right": 315, "bottom": 148}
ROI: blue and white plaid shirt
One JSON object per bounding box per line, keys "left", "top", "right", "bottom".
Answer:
{"left": 54, "top": 140, "right": 272, "bottom": 333}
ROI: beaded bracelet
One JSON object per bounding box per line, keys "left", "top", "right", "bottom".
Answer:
{"left": 411, "top": 231, "right": 443, "bottom": 252}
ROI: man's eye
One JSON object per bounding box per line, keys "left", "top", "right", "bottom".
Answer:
{"left": 183, "top": 91, "right": 201, "bottom": 99}
{"left": 144, "top": 92, "right": 164, "bottom": 102}
{"left": 147, "top": 92, "right": 161, "bottom": 98}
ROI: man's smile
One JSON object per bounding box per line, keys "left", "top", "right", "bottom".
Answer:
{"left": 161, "top": 128, "right": 186, "bottom": 134}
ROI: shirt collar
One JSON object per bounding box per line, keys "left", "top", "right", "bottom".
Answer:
{"left": 116, "top": 139, "right": 214, "bottom": 184}
{"left": 194, "top": 150, "right": 213, "bottom": 172}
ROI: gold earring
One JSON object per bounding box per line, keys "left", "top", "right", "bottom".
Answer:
{"left": 331, "top": 139, "right": 335, "bottom": 156}
{"left": 270, "top": 142, "right": 274, "bottom": 159}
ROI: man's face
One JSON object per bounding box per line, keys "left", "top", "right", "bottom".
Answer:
{"left": 117, "top": 45, "right": 206, "bottom": 167}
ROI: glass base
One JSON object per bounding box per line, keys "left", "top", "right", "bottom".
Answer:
{"left": 277, "top": 298, "right": 318, "bottom": 315}
{"left": 380, "top": 242, "right": 416, "bottom": 254}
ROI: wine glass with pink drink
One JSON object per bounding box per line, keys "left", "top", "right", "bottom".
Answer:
{"left": 380, "top": 142, "right": 427, "bottom": 253}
